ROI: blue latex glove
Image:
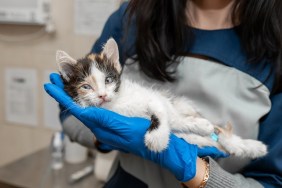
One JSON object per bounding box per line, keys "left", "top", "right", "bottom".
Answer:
{"left": 45, "top": 73, "right": 228, "bottom": 182}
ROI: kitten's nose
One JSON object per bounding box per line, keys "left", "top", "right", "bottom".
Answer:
{"left": 99, "top": 94, "right": 107, "bottom": 100}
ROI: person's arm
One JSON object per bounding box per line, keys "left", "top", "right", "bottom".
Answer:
{"left": 61, "top": 115, "right": 115, "bottom": 152}
{"left": 182, "top": 157, "right": 264, "bottom": 188}
{"left": 182, "top": 157, "right": 209, "bottom": 188}
{"left": 204, "top": 157, "right": 264, "bottom": 188}
{"left": 61, "top": 115, "right": 95, "bottom": 148}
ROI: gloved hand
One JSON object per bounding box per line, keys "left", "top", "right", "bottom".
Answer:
{"left": 45, "top": 73, "right": 228, "bottom": 182}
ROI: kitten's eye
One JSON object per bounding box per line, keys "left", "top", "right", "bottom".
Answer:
{"left": 105, "top": 76, "right": 114, "bottom": 84}
{"left": 81, "top": 84, "right": 92, "bottom": 90}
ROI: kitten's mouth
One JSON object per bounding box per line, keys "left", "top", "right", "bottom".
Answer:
{"left": 98, "top": 99, "right": 110, "bottom": 106}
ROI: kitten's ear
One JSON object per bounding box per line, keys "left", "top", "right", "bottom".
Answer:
{"left": 102, "top": 38, "right": 122, "bottom": 73}
{"left": 56, "top": 50, "right": 77, "bottom": 81}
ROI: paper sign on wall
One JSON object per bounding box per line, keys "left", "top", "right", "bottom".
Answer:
{"left": 5, "top": 68, "right": 38, "bottom": 126}
{"left": 43, "top": 70, "right": 61, "bottom": 130}
{"left": 74, "top": 0, "right": 119, "bottom": 36}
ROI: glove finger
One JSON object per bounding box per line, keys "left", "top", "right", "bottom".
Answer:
{"left": 81, "top": 107, "right": 150, "bottom": 132}
{"left": 80, "top": 107, "right": 125, "bottom": 128}
{"left": 44, "top": 83, "right": 82, "bottom": 116}
{"left": 50, "top": 73, "right": 64, "bottom": 89}
{"left": 98, "top": 143, "right": 128, "bottom": 153}
{"left": 98, "top": 143, "right": 114, "bottom": 151}
{"left": 198, "top": 146, "right": 229, "bottom": 158}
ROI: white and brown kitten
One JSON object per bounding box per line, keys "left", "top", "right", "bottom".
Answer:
{"left": 56, "top": 38, "right": 267, "bottom": 159}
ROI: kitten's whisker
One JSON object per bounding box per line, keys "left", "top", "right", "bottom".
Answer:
{"left": 62, "top": 104, "right": 85, "bottom": 114}
{"left": 61, "top": 108, "right": 69, "bottom": 114}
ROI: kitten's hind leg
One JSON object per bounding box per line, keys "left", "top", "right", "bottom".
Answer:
{"left": 145, "top": 101, "right": 171, "bottom": 152}
{"left": 217, "top": 124, "right": 267, "bottom": 159}
{"left": 171, "top": 96, "right": 199, "bottom": 117}
{"left": 174, "top": 133, "right": 217, "bottom": 148}
{"left": 219, "top": 133, "right": 267, "bottom": 159}
{"left": 168, "top": 99, "right": 214, "bottom": 136}
{"left": 171, "top": 116, "right": 215, "bottom": 136}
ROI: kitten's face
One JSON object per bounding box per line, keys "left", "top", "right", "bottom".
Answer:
{"left": 56, "top": 38, "right": 122, "bottom": 107}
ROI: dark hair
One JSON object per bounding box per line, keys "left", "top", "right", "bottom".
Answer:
{"left": 126, "top": 0, "right": 282, "bottom": 94}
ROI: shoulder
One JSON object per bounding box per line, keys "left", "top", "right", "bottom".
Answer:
{"left": 107, "top": 2, "right": 129, "bottom": 24}
{"left": 90, "top": 2, "right": 132, "bottom": 61}
{"left": 119, "top": 2, "right": 129, "bottom": 15}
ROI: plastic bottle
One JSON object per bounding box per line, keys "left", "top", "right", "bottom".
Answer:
{"left": 51, "top": 131, "right": 64, "bottom": 170}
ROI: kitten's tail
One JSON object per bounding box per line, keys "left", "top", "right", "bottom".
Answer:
{"left": 144, "top": 114, "right": 171, "bottom": 152}
{"left": 147, "top": 114, "right": 160, "bottom": 132}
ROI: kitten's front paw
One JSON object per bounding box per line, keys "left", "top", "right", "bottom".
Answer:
{"left": 144, "top": 130, "right": 169, "bottom": 152}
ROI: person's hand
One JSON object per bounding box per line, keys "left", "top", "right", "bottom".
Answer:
{"left": 44, "top": 73, "right": 227, "bottom": 182}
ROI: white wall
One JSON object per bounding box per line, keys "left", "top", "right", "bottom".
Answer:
{"left": 0, "top": 0, "right": 121, "bottom": 166}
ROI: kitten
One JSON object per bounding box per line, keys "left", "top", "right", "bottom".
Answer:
{"left": 56, "top": 38, "right": 267, "bottom": 159}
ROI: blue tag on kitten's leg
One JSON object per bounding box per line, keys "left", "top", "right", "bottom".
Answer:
{"left": 210, "top": 132, "right": 219, "bottom": 142}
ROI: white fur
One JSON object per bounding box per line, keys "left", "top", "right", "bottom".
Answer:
{"left": 91, "top": 64, "right": 106, "bottom": 96}
{"left": 103, "top": 79, "right": 178, "bottom": 152}
{"left": 218, "top": 133, "right": 267, "bottom": 158}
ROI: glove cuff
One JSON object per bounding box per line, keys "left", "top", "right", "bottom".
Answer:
{"left": 95, "top": 140, "right": 113, "bottom": 153}
{"left": 166, "top": 135, "right": 198, "bottom": 182}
